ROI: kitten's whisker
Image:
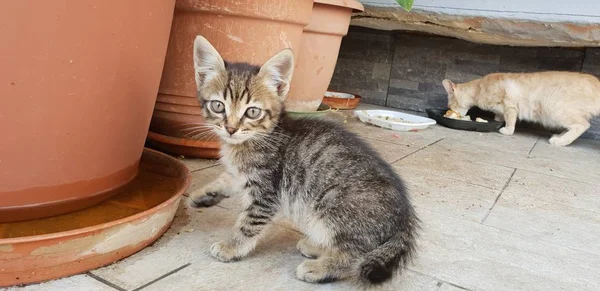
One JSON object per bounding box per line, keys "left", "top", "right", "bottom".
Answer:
{"left": 181, "top": 125, "right": 216, "bottom": 134}
{"left": 190, "top": 130, "right": 218, "bottom": 141}
{"left": 172, "top": 122, "right": 210, "bottom": 130}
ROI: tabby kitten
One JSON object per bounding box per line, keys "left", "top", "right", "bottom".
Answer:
{"left": 189, "top": 35, "right": 418, "bottom": 285}
{"left": 443, "top": 71, "right": 600, "bottom": 146}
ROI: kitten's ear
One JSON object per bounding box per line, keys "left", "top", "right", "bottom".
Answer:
{"left": 442, "top": 79, "right": 456, "bottom": 94}
{"left": 193, "top": 35, "right": 226, "bottom": 88}
{"left": 257, "top": 49, "right": 295, "bottom": 100}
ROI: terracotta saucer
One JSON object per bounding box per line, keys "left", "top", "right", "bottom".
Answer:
{"left": 322, "top": 91, "right": 362, "bottom": 110}
{"left": 0, "top": 148, "right": 191, "bottom": 287}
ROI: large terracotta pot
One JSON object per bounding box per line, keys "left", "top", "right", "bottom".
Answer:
{"left": 0, "top": 0, "right": 176, "bottom": 222}
{"left": 286, "top": 0, "right": 364, "bottom": 111}
{"left": 148, "top": 0, "right": 314, "bottom": 158}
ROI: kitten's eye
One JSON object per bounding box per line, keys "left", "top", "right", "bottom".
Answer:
{"left": 245, "top": 107, "right": 262, "bottom": 119}
{"left": 210, "top": 101, "right": 225, "bottom": 113}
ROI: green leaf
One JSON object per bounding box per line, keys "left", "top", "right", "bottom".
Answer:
{"left": 395, "top": 0, "right": 414, "bottom": 11}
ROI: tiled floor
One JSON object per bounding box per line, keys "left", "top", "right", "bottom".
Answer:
{"left": 10, "top": 105, "right": 600, "bottom": 291}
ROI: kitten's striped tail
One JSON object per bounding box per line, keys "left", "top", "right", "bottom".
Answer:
{"left": 355, "top": 228, "right": 418, "bottom": 285}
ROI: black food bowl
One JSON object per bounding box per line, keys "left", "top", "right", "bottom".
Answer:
{"left": 426, "top": 108, "right": 504, "bottom": 132}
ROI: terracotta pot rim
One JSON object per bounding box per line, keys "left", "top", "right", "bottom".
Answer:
{"left": 147, "top": 131, "right": 220, "bottom": 149}
{"left": 174, "top": 5, "right": 310, "bottom": 26}
{"left": 315, "top": 0, "right": 364, "bottom": 12}
{"left": 0, "top": 148, "right": 191, "bottom": 245}
{"left": 301, "top": 29, "right": 348, "bottom": 36}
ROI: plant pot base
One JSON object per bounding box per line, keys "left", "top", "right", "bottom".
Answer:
{"left": 146, "top": 131, "right": 220, "bottom": 159}
{"left": 0, "top": 148, "right": 191, "bottom": 287}
{"left": 0, "top": 164, "right": 138, "bottom": 223}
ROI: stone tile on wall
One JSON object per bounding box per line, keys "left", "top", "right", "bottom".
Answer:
{"left": 536, "top": 47, "right": 584, "bottom": 71}
{"left": 330, "top": 59, "right": 387, "bottom": 91}
{"left": 389, "top": 33, "right": 501, "bottom": 111}
{"left": 582, "top": 116, "right": 600, "bottom": 140}
{"left": 329, "top": 26, "right": 395, "bottom": 106}
{"left": 580, "top": 48, "right": 600, "bottom": 140}
{"left": 582, "top": 48, "right": 600, "bottom": 78}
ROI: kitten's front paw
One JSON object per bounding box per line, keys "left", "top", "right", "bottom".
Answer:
{"left": 499, "top": 127, "right": 514, "bottom": 136}
{"left": 296, "top": 260, "right": 337, "bottom": 283}
{"left": 189, "top": 189, "right": 226, "bottom": 208}
{"left": 210, "top": 241, "right": 241, "bottom": 262}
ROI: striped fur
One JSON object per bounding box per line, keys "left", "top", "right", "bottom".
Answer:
{"left": 189, "top": 35, "right": 419, "bottom": 286}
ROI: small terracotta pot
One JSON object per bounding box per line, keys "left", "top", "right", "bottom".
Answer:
{"left": 285, "top": 0, "right": 364, "bottom": 112}
{"left": 0, "top": 0, "right": 176, "bottom": 222}
{"left": 148, "top": 0, "right": 314, "bottom": 158}
{"left": 322, "top": 91, "right": 362, "bottom": 110}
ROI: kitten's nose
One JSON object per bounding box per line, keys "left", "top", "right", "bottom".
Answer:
{"left": 225, "top": 126, "right": 238, "bottom": 135}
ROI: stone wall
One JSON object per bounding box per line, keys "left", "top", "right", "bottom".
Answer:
{"left": 329, "top": 26, "right": 600, "bottom": 140}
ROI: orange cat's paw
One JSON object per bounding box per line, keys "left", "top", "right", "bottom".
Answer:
{"left": 549, "top": 136, "right": 569, "bottom": 147}
{"left": 499, "top": 127, "right": 514, "bottom": 136}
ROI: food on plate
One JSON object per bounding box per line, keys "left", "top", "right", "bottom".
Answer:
{"left": 374, "top": 115, "right": 414, "bottom": 124}
{"left": 444, "top": 109, "right": 471, "bottom": 121}
{"left": 475, "top": 117, "right": 489, "bottom": 123}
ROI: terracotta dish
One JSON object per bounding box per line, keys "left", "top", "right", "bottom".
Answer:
{"left": 0, "top": 149, "right": 191, "bottom": 287}
{"left": 322, "top": 91, "right": 362, "bottom": 110}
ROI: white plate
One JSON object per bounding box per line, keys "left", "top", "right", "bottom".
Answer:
{"left": 354, "top": 110, "right": 436, "bottom": 131}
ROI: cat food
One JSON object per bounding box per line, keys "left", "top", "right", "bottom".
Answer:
{"left": 444, "top": 110, "right": 489, "bottom": 123}
{"left": 444, "top": 110, "right": 471, "bottom": 121}
{"left": 375, "top": 115, "right": 414, "bottom": 124}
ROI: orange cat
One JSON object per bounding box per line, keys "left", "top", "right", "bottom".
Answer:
{"left": 442, "top": 71, "right": 600, "bottom": 146}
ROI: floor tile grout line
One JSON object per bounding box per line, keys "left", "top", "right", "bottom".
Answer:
{"left": 131, "top": 263, "right": 192, "bottom": 291}
{"left": 480, "top": 221, "right": 600, "bottom": 256}
{"left": 392, "top": 138, "right": 445, "bottom": 164}
{"left": 517, "top": 168, "right": 600, "bottom": 186}
{"left": 400, "top": 167, "right": 501, "bottom": 191}
{"left": 385, "top": 137, "right": 517, "bottom": 172}
{"left": 455, "top": 156, "right": 524, "bottom": 172}
{"left": 365, "top": 136, "right": 414, "bottom": 147}
{"left": 474, "top": 158, "right": 600, "bottom": 184}
{"left": 406, "top": 268, "right": 473, "bottom": 291}
{"left": 480, "top": 168, "right": 517, "bottom": 224}
{"left": 527, "top": 136, "right": 541, "bottom": 158}
{"left": 384, "top": 35, "right": 396, "bottom": 107}
{"left": 86, "top": 272, "right": 127, "bottom": 291}
{"left": 363, "top": 134, "right": 430, "bottom": 148}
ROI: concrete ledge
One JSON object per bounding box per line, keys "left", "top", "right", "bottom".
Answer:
{"left": 351, "top": 4, "right": 600, "bottom": 47}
